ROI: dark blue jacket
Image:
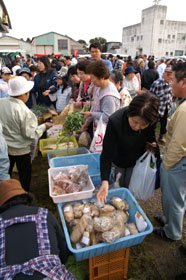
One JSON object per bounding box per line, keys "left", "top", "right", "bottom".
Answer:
{"left": 31, "top": 70, "right": 57, "bottom": 107}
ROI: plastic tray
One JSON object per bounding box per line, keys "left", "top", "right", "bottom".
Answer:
{"left": 47, "top": 147, "right": 89, "bottom": 167}
{"left": 50, "top": 152, "right": 100, "bottom": 176}
{"left": 39, "top": 136, "right": 78, "bottom": 157}
{"left": 48, "top": 165, "right": 95, "bottom": 203}
{"left": 57, "top": 188, "right": 153, "bottom": 261}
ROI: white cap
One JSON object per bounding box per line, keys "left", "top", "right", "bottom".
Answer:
{"left": 9, "top": 76, "right": 34, "bottom": 96}
{"left": 1, "top": 66, "right": 11, "bottom": 74}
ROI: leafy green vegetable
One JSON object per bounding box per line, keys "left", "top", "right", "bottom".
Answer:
{"left": 63, "top": 111, "right": 85, "bottom": 134}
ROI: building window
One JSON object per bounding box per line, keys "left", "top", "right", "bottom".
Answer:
{"left": 170, "top": 52, "right": 173, "bottom": 56}
{"left": 160, "top": 20, "right": 164, "bottom": 24}
{"left": 141, "top": 35, "right": 143, "bottom": 40}
{"left": 167, "top": 35, "right": 171, "bottom": 39}
{"left": 172, "top": 35, "right": 175, "bottom": 39}
{"left": 177, "top": 33, "right": 186, "bottom": 40}
{"left": 165, "top": 52, "right": 169, "bottom": 56}
{"left": 131, "top": 37, "right": 134, "bottom": 42}
{"left": 158, "top": 38, "right": 162, "bottom": 43}
{"left": 58, "top": 39, "right": 68, "bottom": 50}
{"left": 175, "top": 50, "right": 184, "bottom": 56}
{"left": 137, "top": 36, "right": 139, "bottom": 41}
{"left": 142, "top": 18, "right": 144, "bottom": 24}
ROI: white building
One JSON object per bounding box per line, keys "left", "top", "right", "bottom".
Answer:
{"left": 122, "top": 4, "right": 186, "bottom": 58}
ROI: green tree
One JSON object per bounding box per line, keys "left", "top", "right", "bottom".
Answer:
{"left": 89, "top": 37, "right": 107, "bottom": 52}
{"left": 78, "top": 39, "right": 88, "bottom": 52}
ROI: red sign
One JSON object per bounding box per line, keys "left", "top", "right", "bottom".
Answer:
{"left": 74, "top": 49, "right": 78, "bottom": 56}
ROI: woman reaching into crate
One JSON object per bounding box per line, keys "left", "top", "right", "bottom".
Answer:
{"left": 97, "top": 93, "right": 160, "bottom": 204}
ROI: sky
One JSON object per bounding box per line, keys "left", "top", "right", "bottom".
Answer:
{"left": 4, "top": 0, "right": 186, "bottom": 44}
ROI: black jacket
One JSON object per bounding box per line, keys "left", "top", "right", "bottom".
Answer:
{"left": 100, "top": 107, "right": 156, "bottom": 181}
{"left": 0, "top": 204, "right": 68, "bottom": 280}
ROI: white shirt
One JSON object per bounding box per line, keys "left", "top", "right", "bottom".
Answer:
{"left": 157, "top": 63, "right": 166, "bottom": 79}
{"left": 123, "top": 75, "right": 139, "bottom": 99}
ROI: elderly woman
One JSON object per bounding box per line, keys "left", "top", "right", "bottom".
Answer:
{"left": 0, "top": 179, "right": 76, "bottom": 280}
{"left": 97, "top": 93, "right": 159, "bottom": 204}
{"left": 110, "top": 70, "right": 132, "bottom": 107}
{"left": 123, "top": 66, "right": 140, "bottom": 99}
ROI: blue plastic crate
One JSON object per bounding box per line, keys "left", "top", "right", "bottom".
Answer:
{"left": 50, "top": 152, "right": 100, "bottom": 176}
{"left": 57, "top": 188, "right": 153, "bottom": 261}
{"left": 47, "top": 147, "right": 89, "bottom": 167}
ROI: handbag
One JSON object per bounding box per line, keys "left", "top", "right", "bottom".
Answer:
{"left": 129, "top": 152, "right": 156, "bottom": 200}
{"left": 90, "top": 116, "right": 106, "bottom": 153}
{"left": 48, "top": 92, "right": 57, "bottom": 102}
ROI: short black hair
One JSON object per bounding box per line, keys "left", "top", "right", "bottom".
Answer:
{"left": 87, "top": 60, "right": 110, "bottom": 79}
{"left": 172, "top": 61, "right": 186, "bottom": 82}
{"left": 67, "top": 65, "right": 77, "bottom": 76}
{"left": 128, "top": 93, "right": 159, "bottom": 125}
{"left": 148, "top": 61, "right": 155, "bottom": 69}
{"left": 89, "top": 42, "right": 101, "bottom": 51}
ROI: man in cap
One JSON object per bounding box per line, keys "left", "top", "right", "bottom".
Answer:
{"left": 154, "top": 62, "right": 186, "bottom": 243}
{"left": 0, "top": 66, "right": 11, "bottom": 98}
{"left": 0, "top": 76, "right": 52, "bottom": 191}
{"left": 150, "top": 66, "right": 173, "bottom": 144}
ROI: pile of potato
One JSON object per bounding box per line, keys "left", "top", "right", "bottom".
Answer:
{"left": 63, "top": 197, "right": 140, "bottom": 249}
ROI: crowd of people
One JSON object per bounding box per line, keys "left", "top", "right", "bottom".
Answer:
{"left": 0, "top": 41, "right": 186, "bottom": 279}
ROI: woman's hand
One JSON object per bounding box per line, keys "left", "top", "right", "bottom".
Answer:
{"left": 80, "top": 122, "right": 90, "bottom": 131}
{"left": 81, "top": 111, "right": 92, "bottom": 120}
{"left": 42, "top": 90, "right": 50, "bottom": 96}
{"left": 146, "top": 142, "right": 157, "bottom": 154}
{"left": 97, "top": 181, "right": 109, "bottom": 204}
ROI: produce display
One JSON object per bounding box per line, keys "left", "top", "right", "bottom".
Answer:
{"left": 51, "top": 166, "right": 89, "bottom": 196}
{"left": 63, "top": 197, "right": 148, "bottom": 249}
{"left": 43, "top": 142, "right": 74, "bottom": 151}
{"left": 31, "top": 105, "right": 49, "bottom": 118}
{"left": 46, "top": 125, "right": 63, "bottom": 138}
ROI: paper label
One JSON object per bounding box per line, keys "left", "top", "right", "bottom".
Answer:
{"left": 125, "top": 228, "right": 130, "bottom": 236}
{"left": 81, "top": 236, "right": 90, "bottom": 245}
{"left": 64, "top": 207, "right": 70, "bottom": 212}
{"left": 76, "top": 243, "right": 82, "bottom": 249}
{"left": 83, "top": 208, "right": 89, "bottom": 214}
{"left": 115, "top": 198, "right": 122, "bottom": 202}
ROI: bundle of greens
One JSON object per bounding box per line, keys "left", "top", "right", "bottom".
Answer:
{"left": 31, "top": 105, "right": 49, "bottom": 118}
{"left": 63, "top": 104, "right": 90, "bottom": 134}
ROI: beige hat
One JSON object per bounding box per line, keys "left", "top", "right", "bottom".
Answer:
{"left": 0, "top": 179, "right": 27, "bottom": 207}
{"left": 9, "top": 76, "right": 34, "bottom": 96}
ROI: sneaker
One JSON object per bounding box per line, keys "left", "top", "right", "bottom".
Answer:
{"left": 154, "top": 215, "right": 166, "bottom": 226}
{"left": 153, "top": 227, "right": 174, "bottom": 241}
